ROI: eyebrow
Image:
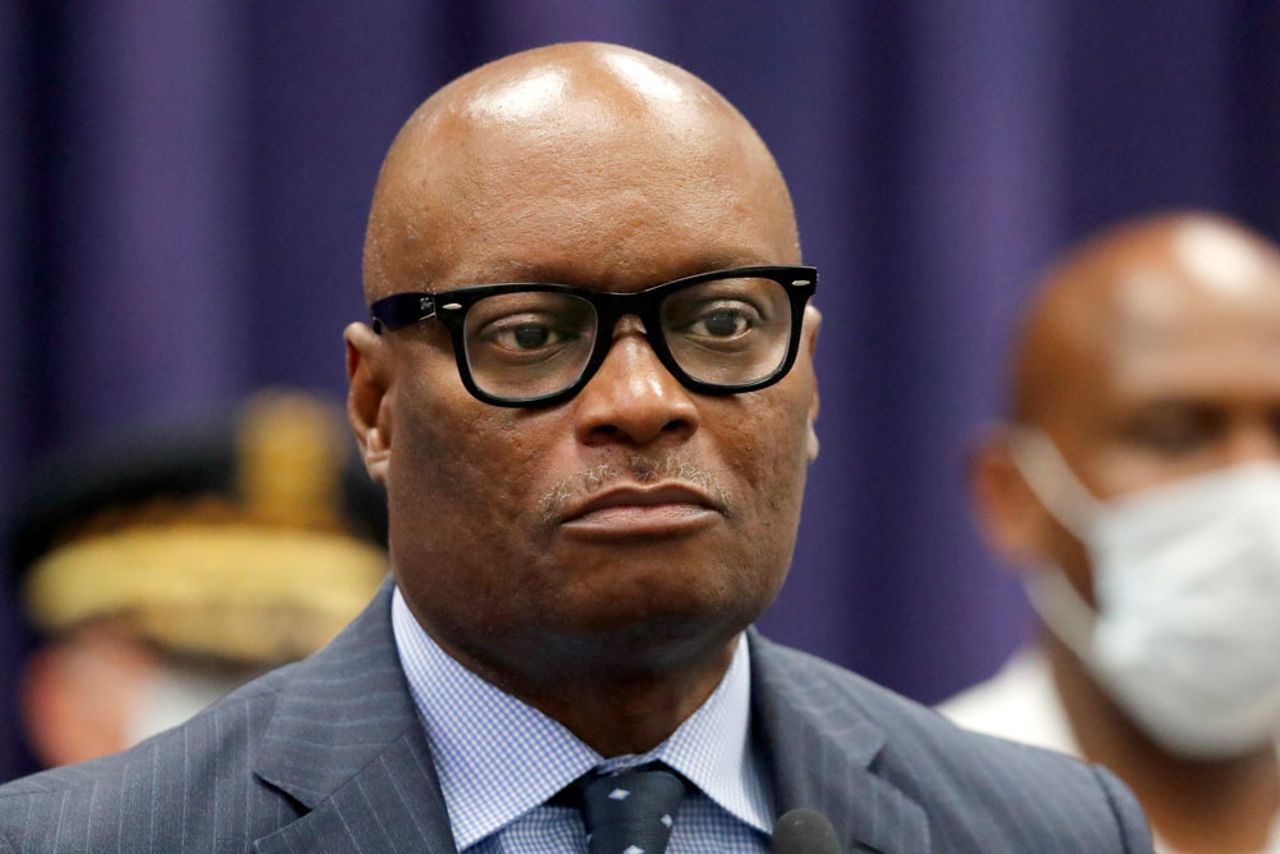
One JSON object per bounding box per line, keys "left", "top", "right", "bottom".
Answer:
{"left": 441, "top": 254, "right": 780, "bottom": 289}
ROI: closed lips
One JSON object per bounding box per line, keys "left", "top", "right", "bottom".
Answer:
{"left": 561, "top": 484, "right": 722, "bottom": 522}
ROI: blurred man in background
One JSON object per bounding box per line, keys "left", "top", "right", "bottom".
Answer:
{"left": 944, "top": 212, "right": 1280, "bottom": 852}
{"left": 8, "top": 389, "right": 387, "bottom": 769}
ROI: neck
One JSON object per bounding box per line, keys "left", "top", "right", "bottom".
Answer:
{"left": 522, "top": 641, "right": 738, "bottom": 756}
{"left": 1046, "top": 633, "right": 1280, "bottom": 852}
{"left": 428, "top": 618, "right": 741, "bottom": 757}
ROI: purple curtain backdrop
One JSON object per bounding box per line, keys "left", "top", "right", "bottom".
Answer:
{"left": 3, "top": 1, "right": 1279, "bottom": 781}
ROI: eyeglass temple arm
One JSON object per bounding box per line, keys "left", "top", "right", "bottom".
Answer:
{"left": 370, "top": 293, "right": 437, "bottom": 334}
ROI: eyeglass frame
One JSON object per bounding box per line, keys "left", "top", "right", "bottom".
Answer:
{"left": 368, "top": 264, "right": 818, "bottom": 408}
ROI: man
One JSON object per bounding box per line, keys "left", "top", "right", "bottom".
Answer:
{"left": 943, "top": 213, "right": 1280, "bottom": 852}
{"left": 0, "top": 43, "right": 1150, "bottom": 852}
{"left": 9, "top": 389, "right": 387, "bottom": 768}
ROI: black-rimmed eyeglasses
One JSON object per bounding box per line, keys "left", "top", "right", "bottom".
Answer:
{"left": 369, "top": 265, "right": 818, "bottom": 408}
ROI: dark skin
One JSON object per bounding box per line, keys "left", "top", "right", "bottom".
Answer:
{"left": 346, "top": 44, "right": 820, "bottom": 757}
{"left": 973, "top": 213, "right": 1280, "bottom": 852}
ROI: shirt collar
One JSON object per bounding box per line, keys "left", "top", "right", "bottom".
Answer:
{"left": 391, "top": 586, "right": 773, "bottom": 848}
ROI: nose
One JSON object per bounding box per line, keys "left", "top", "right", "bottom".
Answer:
{"left": 572, "top": 318, "right": 700, "bottom": 448}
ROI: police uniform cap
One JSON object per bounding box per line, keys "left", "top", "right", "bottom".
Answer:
{"left": 9, "top": 389, "right": 389, "bottom": 665}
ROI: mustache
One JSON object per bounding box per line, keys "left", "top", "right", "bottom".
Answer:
{"left": 537, "top": 453, "right": 733, "bottom": 523}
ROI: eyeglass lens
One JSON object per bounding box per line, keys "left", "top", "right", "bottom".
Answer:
{"left": 462, "top": 292, "right": 599, "bottom": 399}
{"left": 459, "top": 276, "right": 793, "bottom": 400}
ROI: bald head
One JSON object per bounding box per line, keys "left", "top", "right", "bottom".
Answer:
{"left": 1012, "top": 213, "right": 1280, "bottom": 429}
{"left": 344, "top": 43, "right": 822, "bottom": 721}
{"left": 972, "top": 212, "right": 1280, "bottom": 615}
{"left": 362, "top": 42, "right": 799, "bottom": 303}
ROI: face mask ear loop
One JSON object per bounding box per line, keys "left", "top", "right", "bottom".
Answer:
{"left": 1005, "top": 426, "right": 1107, "bottom": 658}
{"left": 1005, "top": 426, "right": 1103, "bottom": 539}
{"left": 1023, "top": 564, "right": 1102, "bottom": 660}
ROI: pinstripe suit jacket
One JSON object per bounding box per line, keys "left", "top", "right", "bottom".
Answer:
{"left": 0, "top": 583, "right": 1151, "bottom": 852}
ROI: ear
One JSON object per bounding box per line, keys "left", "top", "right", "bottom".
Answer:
{"left": 22, "top": 634, "right": 152, "bottom": 767}
{"left": 968, "top": 423, "right": 1053, "bottom": 570}
{"left": 803, "top": 305, "right": 822, "bottom": 463}
{"left": 345, "top": 322, "right": 393, "bottom": 484}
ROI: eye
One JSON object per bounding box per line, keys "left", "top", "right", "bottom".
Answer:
{"left": 1122, "top": 402, "right": 1222, "bottom": 455}
{"left": 513, "top": 326, "right": 549, "bottom": 348}
{"left": 682, "top": 302, "right": 761, "bottom": 339}
{"left": 479, "top": 315, "right": 579, "bottom": 352}
{"left": 695, "top": 309, "right": 750, "bottom": 337}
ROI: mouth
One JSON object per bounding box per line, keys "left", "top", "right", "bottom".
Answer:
{"left": 559, "top": 483, "right": 725, "bottom": 539}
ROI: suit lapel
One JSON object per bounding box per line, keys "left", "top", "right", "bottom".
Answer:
{"left": 252, "top": 581, "right": 458, "bottom": 853}
{"left": 749, "top": 632, "right": 931, "bottom": 854}
{"left": 247, "top": 585, "right": 930, "bottom": 852}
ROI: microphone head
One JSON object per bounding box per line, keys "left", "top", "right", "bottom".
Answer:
{"left": 772, "top": 808, "right": 842, "bottom": 853}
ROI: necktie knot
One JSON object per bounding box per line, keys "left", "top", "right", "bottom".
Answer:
{"left": 576, "top": 762, "right": 687, "bottom": 854}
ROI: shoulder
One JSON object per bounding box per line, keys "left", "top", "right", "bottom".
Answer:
{"left": 751, "top": 637, "right": 1152, "bottom": 852}
{"left": 0, "top": 664, "right": 297, "bottom": 851}
{"left": 937, "top": 646, "right": 1081, "bottom": 754}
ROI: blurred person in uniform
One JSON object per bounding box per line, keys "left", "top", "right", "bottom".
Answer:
{"left": 9, "top": 389, "right": 388, "bottom": 768}
{"left": 943, "top": 212, "right": 1280, "bottom": 852}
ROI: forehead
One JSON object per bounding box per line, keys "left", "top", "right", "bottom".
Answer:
{"left": 372, "top": 79, "right": 797, "bottom": 292}
{"left": 1103, "top": 256, "right": 1280, "bottom": 404}
{"left": 1028, "top": 223, "right": 1280, "bottom": 435}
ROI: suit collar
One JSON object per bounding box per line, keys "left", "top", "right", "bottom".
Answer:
{"left": 390, "top": 588, "right": 773, "bottom": 845}
{"left": 748, "top": 630, "right": 931, "bottom": 853}
{"left": 249, "top": 583, "right": 930, "bottom": 853}
{"left": 252, "top": 579, "right": 458, "bottom": 853}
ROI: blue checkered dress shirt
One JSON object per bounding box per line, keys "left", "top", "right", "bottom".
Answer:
{"left": 391, "top": 587, "right": 774, "bottom": 852}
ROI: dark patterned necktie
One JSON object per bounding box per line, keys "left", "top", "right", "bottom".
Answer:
{"left": 577, "top": 763, "right": 687, "bottom": 854}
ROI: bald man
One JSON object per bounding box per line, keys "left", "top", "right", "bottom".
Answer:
{"left": 0, "top": 44, "right": 1149, "bottom": 853}
{"left": 943, "top": 212, "right": 1280, "bottom": 852}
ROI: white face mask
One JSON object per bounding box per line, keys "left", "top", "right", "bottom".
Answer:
{"left": 1009, "top": 428, "right": 1280, "bottom": 759}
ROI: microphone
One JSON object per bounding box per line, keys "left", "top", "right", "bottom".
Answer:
{"left": 772, "top": 808, "right": 842, "bottom": 853}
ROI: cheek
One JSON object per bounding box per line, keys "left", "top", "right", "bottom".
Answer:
{"left": 391, "top": 383, "right": 547, "bottom": 534}
{"left": 1089, "top": 448, "right": 1206, "bottom": 499}
{"left": 716, "top": 383, "right": 813, "bottom": 506}
{"left": 702, "top": 382, "right": 814, "bottom": 586}
{"left": 386, "top": 369, "right": 573, "bottom": 609}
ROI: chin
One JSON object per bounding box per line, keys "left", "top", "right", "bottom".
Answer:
{"left": 553, "top": 570, "right": 770, "bottom": 653}
{"left": 532, "top": 613, "right": 747, "bottom": 680}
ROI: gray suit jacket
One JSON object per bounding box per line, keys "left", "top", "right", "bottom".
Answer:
{"left": 0, "top": 584, "right": 1151, "bottom": 852}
